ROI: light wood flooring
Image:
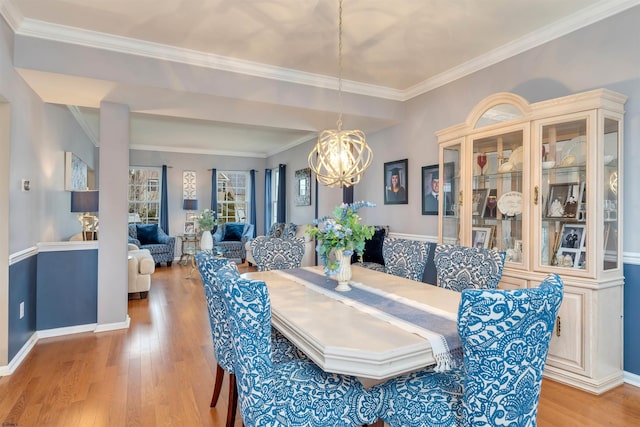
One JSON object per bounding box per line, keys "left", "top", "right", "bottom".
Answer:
{"left": 1, "top": 263, "right": 639, "bottom": 426}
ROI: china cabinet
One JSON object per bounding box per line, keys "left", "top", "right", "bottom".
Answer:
{"left": 436, "top": 89, "right": 626, "bottom": 394}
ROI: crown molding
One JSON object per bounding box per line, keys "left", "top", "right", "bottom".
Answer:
{"left": 16, "top": 18, "right": 405, "bottom": 101}
{"left": 0, "top": 0, "right": 22, "bottom": 32}
{"left": 404, "top": 0, "right": 640, "bottom": 99}
{"left": 67, "top": 105, "right": 99, "bottom": 147}
{"left": 4, "top": 0, "right": 639, "bottom": 102}
{"left": 129, "top": 143, "right": 268, "bottom": 158}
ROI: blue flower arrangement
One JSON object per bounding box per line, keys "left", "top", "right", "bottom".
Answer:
{"left": 307, "top": 201, "right": 375, "bottom": 274}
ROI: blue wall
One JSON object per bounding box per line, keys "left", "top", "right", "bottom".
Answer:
{"left": 36, "top": 249, "right": 98, "bottom": 330}
{"left": 624, "top": 263, "right": 640, "bottom": 375}
{"left": 8, "top": 255, "right": 37, "bottom": 361}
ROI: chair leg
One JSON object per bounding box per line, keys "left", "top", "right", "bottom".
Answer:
{"left": 226, "top": 373, "right": 238, "bottom": 427}
{"left": 210, "top": 364, "right": 225, "bottom": 407}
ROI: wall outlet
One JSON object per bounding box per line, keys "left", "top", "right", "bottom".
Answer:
{"left": 19, "top": 302, "right": 24, "bottom": 319}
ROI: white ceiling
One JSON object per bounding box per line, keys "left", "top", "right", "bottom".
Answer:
{"left": 6, "top": 0, "right": 635, "bottom": 156}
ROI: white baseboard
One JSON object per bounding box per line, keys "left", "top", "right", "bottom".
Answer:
{"left": 0, "top": 318, "right": 130, "bottom": 376}
{"left": 94, "top": 315, "right": 130, "bottom": 333}
{"left": 0, "top": 332, "right": 38, "bottom": 376}
{"left": 624, "top": 370, "right": 640, "bottom": 388}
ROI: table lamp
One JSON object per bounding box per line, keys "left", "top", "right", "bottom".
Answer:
{"left": 71, "top": 190, "right": 99, "bottom": 240}
{"left": 183, "top": 198, "right": 198, "bottom": 221}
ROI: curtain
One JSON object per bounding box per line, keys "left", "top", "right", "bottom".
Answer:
{"left": 160, "top": 165, "right": 169, "bottom": 233}
{"left": 277, "top": 164, "right": 286, "bottom": 223}
{"left": 264, "top": 169, "right": 272, "bottom": 235}
{"left": 250, "top": 169, "right": 257, "bottom": 237}
{"left": 211, "top": 168, "right": 217, "bottom": 213}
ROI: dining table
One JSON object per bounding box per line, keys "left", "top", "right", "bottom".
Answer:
{"left": 242, "top": 265, "right": 462, "bottom": 383}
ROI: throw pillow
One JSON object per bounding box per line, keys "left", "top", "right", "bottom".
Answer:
{"left": 136, "top": 224, "right": 159, "bottom": 245}
{"left": 223, "top": 223, "right": 244, "bottom": 241}
{"left": 282, "top": 223, "right": 298, "bottom": 239}
{"left": 268, "top": 223, "right": 285, "bottom": 238}
{"left": 362, "top": 227, "right": 387, "bottom": 265}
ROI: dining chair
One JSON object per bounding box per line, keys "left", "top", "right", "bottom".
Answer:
{"left": 250, "top": 236, "right": 305, "bottom": 271}
{"left": 215, "top": 271, "right": 381, "bottom": 427}
{"left": 434, "top": 244, "right": 506, "bottom": 291}
{"left": 195, "top": 252, "right": 301, "bottom": 427}
{"left": 373, "top": 273, "right": 564, "bottom": 427}
{"left": 382, "top": 237, "right": 430, "bottom": 281}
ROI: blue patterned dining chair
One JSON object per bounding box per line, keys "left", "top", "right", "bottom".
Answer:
{"left": 373, "top": 274, "right": 564, "bottom": 427}
{"left": 195, "top": 252, "right": 301, "bottom": 427}
{"left": 434, "top": 244, "right": 506, "bottom": 291}
{"left": 216, "top": 271, "right": 380, "bottom": 427}
{"left": 382, "top": 237, "right": 430, "bottom": 281}
{"left": 250, "top": 236, "right": 305, "bottom": 271}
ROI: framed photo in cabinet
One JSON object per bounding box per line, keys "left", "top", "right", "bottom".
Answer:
{"left": 471, "top": 189, "right": 489, "bottom": 216}
{"left": 472, "top": 226, "right": 494, "bottom": 249}
{"left": 546, "top": 183, "right": 580, "bottom": 218}
{"left": 559, "top": 223, "right": 585, "bottom": 250}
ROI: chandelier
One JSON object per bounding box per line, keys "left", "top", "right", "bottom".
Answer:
{"left": 308, "top": 0, "right": 372, "bottom": 188}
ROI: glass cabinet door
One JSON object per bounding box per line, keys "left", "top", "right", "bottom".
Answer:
{"left": 537, "top": 117, "right": 588, "bottom": 272}
{"left": 440, "top": 141, "right": 461, "bottom": 244}
{"left": 470, "top": 128, "right": 526, "bottom": 266}
{"left": 603, "top": 117, "right": 620, "bottom": 271}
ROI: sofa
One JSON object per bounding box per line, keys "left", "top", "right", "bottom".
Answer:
{"left": 128, "top": 244, "right": 155, "bottom": 298}
{"left": 212, "top": 222, "right": 255, "bottom": 263}
{"left": 128, "top": 223, "right": 176, "bottom": 267}
{"left": 246, "top": 222, "right": 315, "bottom": 267}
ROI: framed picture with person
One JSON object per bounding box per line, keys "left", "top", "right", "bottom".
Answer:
{"left": 422, "top": 162, "right": 454, "bottom": 215}
{"left": 384, "top": 159, "right": 408, "bottom": 205}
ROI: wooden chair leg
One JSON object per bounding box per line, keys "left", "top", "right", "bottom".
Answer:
{"left": 210, "top": 364, "right": 225, "bottom": 407}
{"left": 226, "top": 373, "right": 238, "bottom": 427}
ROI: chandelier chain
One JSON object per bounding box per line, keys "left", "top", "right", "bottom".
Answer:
{"left": 337, "top": 0, "right": 344, "bottom": 130}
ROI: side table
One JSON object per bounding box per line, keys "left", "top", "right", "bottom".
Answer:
{"left": 179, "top": 235, "right": 199, "bottom": 267}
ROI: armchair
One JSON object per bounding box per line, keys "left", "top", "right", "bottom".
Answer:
{"left": 127, "top": 244, "right": 155, "bottom": 298}
{"left": 128, "top": 223, "right": 176, "bottom": 267}
{"left": 212, "top": 222, "right": 254, "bottom": 263}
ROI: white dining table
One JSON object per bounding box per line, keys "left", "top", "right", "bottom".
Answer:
{"left": 242, "top": 265, "right": 462, "bottom": 382}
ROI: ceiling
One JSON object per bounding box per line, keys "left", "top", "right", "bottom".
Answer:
{"left": 6, "top": 0, "right": 633, "bottom": 157}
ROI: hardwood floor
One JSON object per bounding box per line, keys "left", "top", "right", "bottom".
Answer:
{"left": 1, "top": 263, "right": 639, "bottom": 426}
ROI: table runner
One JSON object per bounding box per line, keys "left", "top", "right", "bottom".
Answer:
{"left": 274, "top": 268, "right": 462, "bottom": 372}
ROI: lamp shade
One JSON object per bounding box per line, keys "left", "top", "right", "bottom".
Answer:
{"left": 70, "top": 190, "right": 99, "bottom": 213}
{"left": 183, "top": 198, "right": 198, "bottom": 210}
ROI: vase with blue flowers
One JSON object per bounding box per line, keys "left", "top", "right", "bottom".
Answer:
{"left": 307, "top": 201, "right": 375, "bottom": 291}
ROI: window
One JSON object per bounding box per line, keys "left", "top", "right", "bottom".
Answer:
{"left": 129, "top": 167, "right": 162, "bottom": 224}
{"left": 271, "top": 167, "right": 279, "bottom": 225}
{"left": 217, "top": 170, "right": 250, "bottom": 224}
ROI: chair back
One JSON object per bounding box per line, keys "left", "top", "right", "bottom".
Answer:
{"left": 195, "top": 252, "right": 240, "bottom": 373}
{"left": 434, "top": 244, "right": 506, "bottom": 291}
{"left": 382, "top": 237, "right": 429, "bottom": 281}
{"left": 250, "top": 236, "right": 305, "bottom": 271}
{"left": 458, "top": 273, "right": 564, "bottom": 425}
{"left": 216, "top": 274, "right": 275, "bottom": 424}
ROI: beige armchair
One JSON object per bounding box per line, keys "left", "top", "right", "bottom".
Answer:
{"left": 128, "top": 244, "right": 155, "bottom": 298}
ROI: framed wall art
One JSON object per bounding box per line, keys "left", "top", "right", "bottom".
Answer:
{"left": 422, "top": 162, "right": 455, "bottom": 215}
{"left": 295, "top": 168, "right": 311, "bottom": 206}
{"left": 64, "top": 151, "right": 88, "bottom": 191}
{"left": 384, "top": 159, "right": 408, "bottom": 205}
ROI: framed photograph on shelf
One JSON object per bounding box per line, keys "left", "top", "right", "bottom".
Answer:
{"left": 471, "top": 188, "right": 489, "bottom": 216}
{"left": 472, "top": 226, "right": 494, "bottom": 249}
{"left": 295, "top": 168, "right": 311, "bottom": 206}
{"left": 559, "top": 223, "right": 585, "bottom": 250}
{"left": 546, "top": 182, "right": 580, "bottom": 218}
{"left": 384, "top": 159, "right": 408, "bottom": 205}
{"left": 184, "top": 221, "right": 195, "bottom": 236}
